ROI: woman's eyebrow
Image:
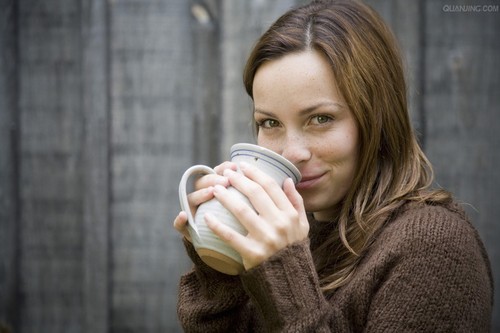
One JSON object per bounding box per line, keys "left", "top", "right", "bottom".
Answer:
{"left": 254, "top": 102, "right": 344, "bottom": 117}
{"left": 253, "top": 109, "right": 275, "bottom": 117}
{"left": 297, "top": 102, "right": 344, "bottom": 117}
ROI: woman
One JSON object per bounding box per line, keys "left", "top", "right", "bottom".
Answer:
{"left": 173, "top": 0, "right": 493, "bottom": 331}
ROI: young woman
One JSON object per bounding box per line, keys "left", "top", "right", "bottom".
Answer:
{"left": 173, "top": 0, "right": 493, "bottom": 331}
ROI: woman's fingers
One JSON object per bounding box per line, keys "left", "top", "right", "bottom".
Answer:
{"left": 224, "top": 163, "right": 294, "bottom": 214}
{"left": 187, "top": 186, "right": 214, "bottom": 207}
{"left": 173, "top": 211, "right": 192, "bottom": 242}
{"left": 188, "top": 161, "right": 237, "bottom": 213}
{"left": 212, "top": 184, "right": 260, "bottom": 234}
{"left": 214, "top": 161, "right": 238, "bottom": 175}
{"left": 206, "top": 165, "right": 309, "bottom": 271}
{"left": 182, "top": 159, "right": 309, "bottom": 271}
{"left": 174, "top": 162, "right": 238, "bottom": 245}
{"left": 205, "top": 212, "right": 247, "bottom": 247}
{"left": 282, "top": 178, "right": 306, "bottom": 216}
{"left": 192, "top": 161, "right": 236, "bottom": 191}
{"left": 204, "top": 212, "right": 262, "bottom": 270}
{"left": 283, "top": 178, "right": 310, "bottom": 233}
{"left": 193, "top": 174, "right": 229, "bottom": 191}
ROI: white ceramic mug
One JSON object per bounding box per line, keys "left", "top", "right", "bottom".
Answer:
{"left": 178, "top": 143, "right": 301, "bottom": 275}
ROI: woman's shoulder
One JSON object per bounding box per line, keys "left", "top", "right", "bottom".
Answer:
{"left": 360, "top": 199, "right": 493, "bottom": 294}
{"left": 386, "top": 199, "right": 475, "bottom": 242}
{"left": 345, "top": 200, "right": 494, "bottom": 331}
{"left": 375, "top": 199, "right": 491, "bottom": 269}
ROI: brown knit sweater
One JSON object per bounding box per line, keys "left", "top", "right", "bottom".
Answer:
{"left": 177, "top": 201, "right": 493, "bottom": 332}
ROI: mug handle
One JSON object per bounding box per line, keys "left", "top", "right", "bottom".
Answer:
{"left": 178, "top": 165, "right": 217, "bottom": 238}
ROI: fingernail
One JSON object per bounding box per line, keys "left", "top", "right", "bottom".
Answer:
{"left": 223, "top": 169, "right": 235, "bottom": 177}
{"left": 215, "top": 177, "right": 228, "bottom": 186}
{"left": 213, "top": 184, "right": 225, "bottom": 193}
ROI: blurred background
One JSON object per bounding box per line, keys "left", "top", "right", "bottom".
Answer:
{"left": 0, "top": 0, "right": 498, "bottom": 332}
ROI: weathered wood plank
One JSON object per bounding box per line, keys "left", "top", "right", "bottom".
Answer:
{"left": 109, "top": 0, "right": 193, "bottom": 331}
{"left": 423, "top": 1, "right": 500, "bottom": 330}
{"left": 190, "top": 0, "right": 222, "bottom": 166}
{"left": 17, "top": 0, "right": 84, "bottom": 332}
{"left": 0, "top": 0, "right": 19, "bottom": 331}
{"left": 81, "top": 0, "right": 109, "bottom": 332}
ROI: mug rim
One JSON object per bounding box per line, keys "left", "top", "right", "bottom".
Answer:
{"left": 230, "top": 143, "right": 302, "bottom": 184}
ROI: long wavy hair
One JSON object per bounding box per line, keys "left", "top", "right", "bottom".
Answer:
{"left": 243, "top": 0, "right": 450, "bottom": 292}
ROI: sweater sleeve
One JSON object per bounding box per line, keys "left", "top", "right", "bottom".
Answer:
{"left": 178, "top": 238, "right": 351, "bottom": 332}
{"left": 177, "top": 238, "right": 256, "bottom": 333}
{"left": 240, "top": 238, "right": 349, "bottom": 332}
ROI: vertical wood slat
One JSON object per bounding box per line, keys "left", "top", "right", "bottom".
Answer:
{"left": 423, "top": 2, "right": 500, "bottom": 331}
{"left": 190, "top": 0, "right": 222, "bottom": 166}
{"left": 0, "top": 0, "right": 19, "bottom": 331}
{"left": 17, "top": 0, "right": 84, "bottom": 332}
{"left": 109, "top": 0, "right": 194, "bottom": 331}
{"left": 81, "top": 0, "right": 109, "bottom": 332}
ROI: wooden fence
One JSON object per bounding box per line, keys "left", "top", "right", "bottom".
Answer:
{"left": 0, "top": 0, "right": 499, "bottom": 332}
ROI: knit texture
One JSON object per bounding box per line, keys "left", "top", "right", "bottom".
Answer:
{"left": 177, "top": 201, "right": 493, "bottom": 332}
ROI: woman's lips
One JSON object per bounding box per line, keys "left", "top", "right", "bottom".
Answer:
{"left": 296, "top": 172, "right": 327, "bottom": 190}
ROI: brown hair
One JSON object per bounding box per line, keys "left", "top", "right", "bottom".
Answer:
{"left": 243, "top": 0, "right": 450, "bottom": 292}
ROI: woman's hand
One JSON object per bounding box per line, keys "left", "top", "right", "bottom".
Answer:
{"left": 204, "top": 162, "right": 309, "bottom": 270}
{"left": 173, "top": 162, "right": 237, "bottom": 242}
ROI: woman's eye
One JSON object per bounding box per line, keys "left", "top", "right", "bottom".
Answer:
{"left": 257, "top": 119, "right": 280, "bottom": 128}
{"left": 310, "top": 115, "right": 333, "bottom": 125}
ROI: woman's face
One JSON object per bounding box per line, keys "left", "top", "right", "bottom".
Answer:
{"left": 252, "top": 50, "right": 359, "bottom": 221}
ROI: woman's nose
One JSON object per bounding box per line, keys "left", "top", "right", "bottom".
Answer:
{"left": 281, "top": 134, "right": 311, "bottom": 165}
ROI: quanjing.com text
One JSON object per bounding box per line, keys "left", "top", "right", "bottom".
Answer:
{"left": 442, "top": 4, "right": 499, "bottom": 12}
